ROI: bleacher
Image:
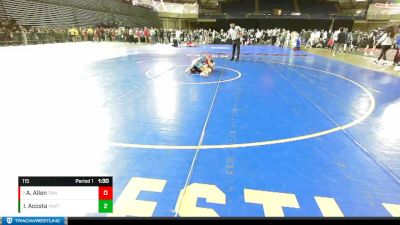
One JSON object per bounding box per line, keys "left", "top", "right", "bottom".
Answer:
{"left": 2, "top": 0, "right": 76, "bottom": 27}
{"left": 215, "top": 0, "right": 341, "bottom": 19}
{"left": 259, "top": 0, "right": 295, "bottom": 15}
{"left": 0, "top": 0, "right": 7, "bottom": 21}
{"left": 0, "top": 0, "right": 160, "bottom": 27}
{"left": 221, "top": 0, "right": 253, "bottom": 17}
{"left": 298, "top": 0, "right": 337, "bottom": 18}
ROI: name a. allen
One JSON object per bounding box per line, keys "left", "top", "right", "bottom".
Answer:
{"left": 24, "top": 190, "right": 47, "bottom": 195}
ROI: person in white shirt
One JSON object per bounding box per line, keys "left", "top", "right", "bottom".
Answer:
{"left": 374, "top": 26, "right": 395, "bottom": 66}
{"left": 175, "top": 29, "right": 182, "bottom": 45}
{"left": 129, "top": 28, "right": 134, "bottom": 43}
{"left": 256, "top": 29, "right": 263, "bottom": 44}
{"left": 228, "top": 23, "right": 241, "bottom": 61}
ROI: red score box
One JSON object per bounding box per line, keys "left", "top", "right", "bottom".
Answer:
{"left": 99, "top": 186, "right": 113, "bottom": 200}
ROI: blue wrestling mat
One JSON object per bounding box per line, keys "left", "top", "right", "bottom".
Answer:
{"left": 92, "top": 44, "right": 400, "bottom": 217}
{"left": 2, "top": 43, "right": 399, "bottom": 217}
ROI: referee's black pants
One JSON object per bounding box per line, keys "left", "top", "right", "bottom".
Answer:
{"left": 231, "top": 39, "right": 240, "bottom": 61}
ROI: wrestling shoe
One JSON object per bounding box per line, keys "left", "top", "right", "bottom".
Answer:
{"left": 200, "top": 72, "right": 209, "bottom": 77}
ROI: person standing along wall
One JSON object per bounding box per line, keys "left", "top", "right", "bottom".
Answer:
{"left": 20, "top": 26, "right": 27, "bottom": 45}
{"left": 333, "top": 28, "right": 345, "bottom": 56}
{"left": 374, "top": 26, "right": 395, "bottom": 66}
{"left": 393, "top": 28, "right": 400, "bottom": 67}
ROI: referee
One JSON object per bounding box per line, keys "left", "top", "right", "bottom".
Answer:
{"left": 228, "top": 23, "right": 241, "bottom": 61}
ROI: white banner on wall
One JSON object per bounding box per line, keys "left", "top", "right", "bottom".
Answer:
{"left": 132, "top": 0, "right": 198, "bottom": 14}
{"left": 369, "top": 3, "right": 400, "bottom": 16}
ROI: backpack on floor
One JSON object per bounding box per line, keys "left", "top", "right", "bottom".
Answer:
{"left": 172, "top": 39, "right": 178, "bottom": 47}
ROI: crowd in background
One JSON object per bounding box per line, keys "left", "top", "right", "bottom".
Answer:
{"left": 1, "top": 16, "right": 399, "bottom": 68}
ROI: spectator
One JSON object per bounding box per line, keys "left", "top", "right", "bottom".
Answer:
{"left": 392, "top": 28, "right": 400, "bottom": 67}
{"left": 333, "top": 28, "right": 345, "bottom": 56}
{"left": 20, "top": 25, "right": 27, "bottom": 45}
{"left": 374, "top": 26, "right": 395, "bottom": 66}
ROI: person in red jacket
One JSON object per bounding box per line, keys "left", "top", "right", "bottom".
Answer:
{"left": 143, "top": 27, "right": 150, "bottom": 43}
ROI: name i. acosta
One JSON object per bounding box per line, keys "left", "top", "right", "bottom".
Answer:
{"left": 23, "top": 203, "right": 48, "bottom": 209}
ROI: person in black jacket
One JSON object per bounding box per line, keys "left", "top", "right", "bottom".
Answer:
{"left": 333, "top": 28, "right": 345, "bottom": 56}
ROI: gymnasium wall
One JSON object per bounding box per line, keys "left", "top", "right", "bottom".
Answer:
{"left": 190, "top": 18, "right": 354, "bottom": 32}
